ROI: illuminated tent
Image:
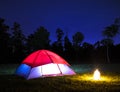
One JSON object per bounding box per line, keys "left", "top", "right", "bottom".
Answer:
{"left": 15, "top": 49, "right": 76, "bottom": 79}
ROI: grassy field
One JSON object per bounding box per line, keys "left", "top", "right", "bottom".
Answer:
{"left": 0, "top": 64, "right": 120, "bottom": 92}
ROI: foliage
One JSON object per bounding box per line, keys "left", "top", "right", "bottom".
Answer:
{"left": 0, "top": 17, "right": 120, "bottom": 64}
{"left": 56, "top": 28, "right": 64, "bottom": 42}
{"left": 100, "top": 39, "right": 114, "bottom": 46}
{"left": 51, "top": 28, "right": 64, "bottom": 56}
{"left": 72, "top": 31, "right": 84, "bottom": 46}
{"left": 11, "top": 22, "right": 26, "bottom": 63}
{"left": 0, "top": 18, "right": 11, "bottom": 63}
{"left": 102, "top": 18, "right": 120, "bottom": 63}
{"left": 102, "top": 24, "right": 119, "bottom": 38}
{"left": 102, "top": 17, "right": 120, "bottom": 39}
{"left": 26, "top": 26, "right": 50, "bottom": 52}
{"left": 64, "top": 35, "right": 73, "bottom": 61}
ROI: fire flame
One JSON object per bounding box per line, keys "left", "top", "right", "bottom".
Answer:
{"left": 93, "top": 69, "right": 100, "bottom": 80}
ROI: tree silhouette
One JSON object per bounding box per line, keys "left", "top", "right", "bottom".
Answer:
{"left": 72, "top": 31, "right": 84, "bottom": 63}
{"left": 26, "top": 26, "right": 50, "bottom": 53}
{"left": 0, "top": 18, "right": 11, "bottom": 63}
{"left": 64, "top": 35, "right": 72, "bottom": 52}
{"left": 1, "top": 17, "right": 120, "bottom": 64}
{"left": 56, "top": 28, "right": 64, "bottom": 42}
{"left": 64, "top": 35, "right": 73, "bottom": 62}
{"left": 11, "top": 22, "right": 26, "bottom": 63}
{"left": 51, "top": 28, "right": 64, "bottom": 56}
{"left": 82, "top": 42, "right": 94, "bottom": 63}
{"left": 72, "top": 31, "right": 84, "bottom": 47}
{"left": 102, "top": 18, "right": 120, "bottom": 63}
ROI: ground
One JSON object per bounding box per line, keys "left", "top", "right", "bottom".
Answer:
{"left": 0, "top": 64, "right": 120, "bottom": 92}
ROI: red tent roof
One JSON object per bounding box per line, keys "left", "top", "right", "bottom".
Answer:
{"left": 22, "top": 50, "right": 70, "bottom": 67}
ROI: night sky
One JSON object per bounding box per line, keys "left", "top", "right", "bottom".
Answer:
{"left": 1, "top": 0, "right": 120, "bottom": 44}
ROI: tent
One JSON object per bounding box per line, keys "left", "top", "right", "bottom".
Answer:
{"left": 15, "top": 49, "right": 76, "bottom": 79}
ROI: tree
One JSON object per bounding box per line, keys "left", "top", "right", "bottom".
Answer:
{"left": 72, "top": 31, "right": 84, "bottom": 51}
{"left": 102, "top": 18, "right": 120, "bottom": 63}
{"left": 51, "top": 28, "right": 64, "bottom": 56}
{"left": 72, "top": 31, "right": 84, "bottom": 47}
{"left": 11, "top": 22, "right": 26, "bottom": 63}
{"left": 102, "top": 25, "right": 119, "bottom": 39}
{"left": 0, "top": 18, "right": 11, "bottom": 63}
{"left": 94, "top": 41, "right": 101, "bottom": 49}
{"left": 64, "top": 35, "right": 72, "bottom": 51}
{"left": 82, "top": 42, "right": 94, "bottom": 63}
{"left": 56, "top": 28, "right": 64, "bottom": 42}
{"left": 72, "top": 31, "right": 84, "bottom": 63}
{"left": 101, "top": 39, "right": 113, "bottom": 46}
{"left": 26, "top": 26, "right": 50, "bottom": 52}
{"left": 64, "top": 35, "right": 73, "bottom": 61}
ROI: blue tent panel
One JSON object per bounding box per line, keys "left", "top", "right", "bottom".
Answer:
{"left": 15, "top": 64, "right": 31, "bottom": 78}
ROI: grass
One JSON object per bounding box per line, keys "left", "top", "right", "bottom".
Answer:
{"left": 0, "top": 64, "right": 120, "bottom": 92}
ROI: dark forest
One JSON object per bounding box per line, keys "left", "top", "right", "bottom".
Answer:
{"left": 0, "top": 17, "right": 120, "bottom": 64}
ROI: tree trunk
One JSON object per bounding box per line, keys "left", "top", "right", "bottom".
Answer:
{"left": 106, "top": 45, "right": 110, "bottom": 63}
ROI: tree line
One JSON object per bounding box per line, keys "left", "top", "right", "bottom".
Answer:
{"left": 0, "top": 17, "right": 120, "bottom": 64}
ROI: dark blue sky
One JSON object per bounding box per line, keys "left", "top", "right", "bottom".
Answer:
{"left": 1, "top": 0, "right": 120, "bottom": 44}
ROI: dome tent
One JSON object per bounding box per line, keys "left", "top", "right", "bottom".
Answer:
{"left": 15, "top": 49, "right": 76, "bottom": 79}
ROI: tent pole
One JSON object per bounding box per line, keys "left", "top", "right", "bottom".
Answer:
{"left": 44, "top": 50, "right": 54, "bottom": 63}
{"left": 41, "top": 66, "right": 43, "bottom": 77}
{"left": 44, "top": 50, "right": 62, "bottom": 75}
{"left": 57, "top": 64, "right": 62, "bottom": 75}
{"left": 32, "top": 50, "right": 41, "bottom": 67}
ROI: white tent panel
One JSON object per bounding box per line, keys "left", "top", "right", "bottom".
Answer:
{"left": 58, "top": 64, "right": 76, "bottom": 75}
{"left": 27, "top": 63, "right": 75, "bottom": 79}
